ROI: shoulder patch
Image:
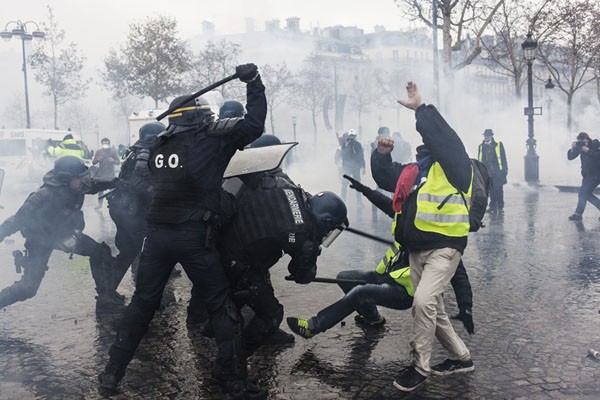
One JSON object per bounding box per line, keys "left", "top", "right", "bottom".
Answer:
{"left": 206, "top": 118, "right": 243, "bottom": 137}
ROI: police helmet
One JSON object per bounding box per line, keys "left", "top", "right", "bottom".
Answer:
{"left": 250, "top": 134, "right": 281, "bottom": 148}
{"left": 219, "top": 100, "right": 245, "bottom": 119}
{"left": 54, "top": 155, "right": 89, "bottom": 183}
{"left": 309, "top": 191, "right": 349, "bottom": 247}
{"left": 139, "top": 122, "right": 166, "bottom": 141}
{"left": 167, "top": 95, "right": 214, "bottom": 127}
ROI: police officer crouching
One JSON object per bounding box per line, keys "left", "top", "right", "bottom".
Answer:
{"left": 99, "top": 63, "right": 268, "bottom": 399}
{"left": 0, "top": 155, "right": 122, "bottom": 310}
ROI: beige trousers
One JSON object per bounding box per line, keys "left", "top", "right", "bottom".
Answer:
{"left": 408, "top": 247, "right": 471, "bottom": 376}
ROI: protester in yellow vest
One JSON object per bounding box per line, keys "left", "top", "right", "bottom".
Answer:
{"left": 286, "top": 175, "right": 474, "bottom": 340}
{"left": 372, "top": 82, "right": 474, "bottom": 392}
{"left": 47, "top": 133, "right": 85, "bottom": 159}
{"left": 478, "top": 129, "right": 508, "bottom": 214}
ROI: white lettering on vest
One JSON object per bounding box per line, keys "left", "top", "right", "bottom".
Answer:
{"left": 283, "top": 189, "right": 304, "bottom": 225}
{"left": 155, "top": 153, "right": 181, "bottom": 169}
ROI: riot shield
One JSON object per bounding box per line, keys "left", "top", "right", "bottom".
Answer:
{"left": 223, "top": 143, "right": 297, "bottom": 178}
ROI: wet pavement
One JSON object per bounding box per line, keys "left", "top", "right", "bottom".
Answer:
{"left": 0, "top": 185, "right": 600, "bottom": 399}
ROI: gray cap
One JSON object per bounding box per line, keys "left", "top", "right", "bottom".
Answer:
{"left": 483, "top": 129, "right": 494, "bottom": 136}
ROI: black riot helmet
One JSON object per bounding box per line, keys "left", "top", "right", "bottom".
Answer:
{"left": 249, "top": 134, "right": 281, "bottom": 148}
{"left": 54, "top": 155, "right": 89, "bottom": 183}
{"left": 167, "top": 95, "right": 214, "bottom": 127}
{"left": 139, "top": 122, "right": 166, "bottom": 141}
{"left": 219, "top": 100, "right": 245, "bottom": 119}
{"left": 308, "top": 191, "right": 349, "bottom": 247}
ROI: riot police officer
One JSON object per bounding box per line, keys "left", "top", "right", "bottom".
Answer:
{"left": 218, "top": 181, "right": 349, "bottom": 353}
{"left": 107, "top": 122, "right": 166, "bottom": 292}
{"left": 0, "top": 155, "right": 121, "bottom": 310}
{"left": 99, "top": 63, "right": 267, "bottom": 400}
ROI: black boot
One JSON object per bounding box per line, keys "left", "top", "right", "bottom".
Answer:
{"left": 98, "top": 360, "right": 126, "bottom": 392}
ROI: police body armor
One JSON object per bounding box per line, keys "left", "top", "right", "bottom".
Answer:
{"left": 146, "top": 128, "right": 210, "bottom": 224}
{"left": 223, "top": 175, "right": 311, "bottom": 256}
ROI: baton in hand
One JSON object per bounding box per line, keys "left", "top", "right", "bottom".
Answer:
{"left": 156, "top": 73, "right": 239, "bottom": 121}
{"left": 284, "top": 275, "right": 366, "bottom": 285}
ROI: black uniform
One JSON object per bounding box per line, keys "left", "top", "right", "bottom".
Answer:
{"left": 213, "top": 170, "right": 320, "bottom": 349}
{"left": 107, "top": 135, "right": 157, "bottom": 289}
{"left": 0, "top": 170, "right": 117, "bottom": 309}
{"left": 103, "top": 68, "right": 267, "bottom": 394}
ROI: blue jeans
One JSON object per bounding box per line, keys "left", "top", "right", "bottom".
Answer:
{"left": 575, "top": 175, "right": 600, "bottom": 214}
{"left": 310, "top": 270, "right": 413, "bottom": 333}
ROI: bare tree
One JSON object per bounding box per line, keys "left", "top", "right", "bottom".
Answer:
{"left": 292, "top": 54, "right": 333, "bottom": 145}
{"left": 261, "top": 63, "right": 295, "bottom": 136}
{"left": 191, "top": 40, "right": 244, "bottom": 102}
{"left": 103, "top": 16, "right": 192, "bottom": 108}
{"left": 348, "top": 73, "right": 380, "bottom": 139}
{"left": 29, "top": 5, "right": 90, "bottom": 129}
{"left": 395, "top": 0, "right": 504, "bottom": 71}
{"left": 536, "top": 0, "right": 600, "bottom": 130}
{"left": 481, "top": 0, "right": 559, "bottom": 98}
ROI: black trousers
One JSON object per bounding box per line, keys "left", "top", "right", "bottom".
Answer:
{"left": 0, "top": 233, "right": 111, "bottom": 309}
{"left": 109, "top": 201, "right": 147, "bottom": 290}
{"left": 108, "top": 221, "right": 243, "bottom": 377}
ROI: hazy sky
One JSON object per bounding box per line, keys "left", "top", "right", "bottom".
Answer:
{"left": 2, "top": 0, "right": 406, "bottom": 63}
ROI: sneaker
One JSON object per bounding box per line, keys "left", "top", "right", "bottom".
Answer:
{"left": 393, "top": 366, "right": 427, "bottom": 392}
{"left": 286, "top": 317, "right": 314, "bottom": 339}
{"left": 260, "top": 328, "right": 295, "bottom": 345}
{"left": 569, "top": 213, "right": 582, "bottom": 221}
{"left": 354, "top": 314, "right": 386, "bottom": 327}
{"left": 431, "top": 358, "right": 475, "bottom": 376}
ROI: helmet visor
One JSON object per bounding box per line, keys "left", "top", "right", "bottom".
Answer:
{"left": 321, "top": 221, "right": 348, "bottom": 248}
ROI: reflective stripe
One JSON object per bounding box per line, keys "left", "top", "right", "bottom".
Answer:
{"left": 416, "top": 212, "right": 470, "bottom": 223}
{"left": 418, "top": 193, "right": 468, "bottom": 206}
{"left": 414, "top": 162, "right": 472, "bottom": 237}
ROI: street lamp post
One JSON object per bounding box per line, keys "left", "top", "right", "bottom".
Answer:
{"left": 521, "top": 32, "right": 539, "bottom": 183}
{"left": 292, "top": 116, "right": 297, "bottom": 142}
{"left": 1, "top": 20, "right": 45, "bottom": 129}
{"left": 545, "top": 77, "right": 555, "bottom": 122}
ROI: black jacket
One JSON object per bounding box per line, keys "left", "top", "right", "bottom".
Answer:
{"left": 0, "top": 171, "right": 114, "bottom": 243}
{"left": 371, "top": 104, "right": 471, "bottom": 253}
{"left": 147, "top": 77, "right": 267, "bottom": 223}
{"left": 478, "top": 139, "right": 508, "bottom": 183}
{"left": 568, "top": 139, "right": 600, "bottom": 177}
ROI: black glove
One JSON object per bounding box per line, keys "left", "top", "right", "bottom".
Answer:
{"left": 343, "top": 174, "right": 371, "bottom": 195}
{"left": 236, "top": 63, "right": 259, "bottom": 83}
{"left": 292, "top": 265, "right": 316, "bottom": 285}
{"left": 452, "top": 309, "right": 475, "bottom": 334}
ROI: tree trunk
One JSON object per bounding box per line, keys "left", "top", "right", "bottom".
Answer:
{"left": 53, "top": 93, "right": 58, "bottom": 130}
{"left": 442, "top": 11, "right": 453, "bottom": 70}
{"left": 312, "top": 110, "right": 317, "bottom": 146}
{"left": 514, "top": 72, "right": 522, "bottom": 99}
{"left": 269, "top": 111, "right": 276, "bottom": 135}
{"left": 567, "top": 93, "right": 573, "bottom": 131}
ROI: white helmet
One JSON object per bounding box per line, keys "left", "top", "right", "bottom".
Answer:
{"left": 348, "top": 129, "right": 357, "bottom": 138}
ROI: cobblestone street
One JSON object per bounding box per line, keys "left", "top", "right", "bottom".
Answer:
{"left": 0, "top": 186, "right": 599, "bottom": 399}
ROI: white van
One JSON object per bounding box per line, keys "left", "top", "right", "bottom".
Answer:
{"left": 0, "top": 128, "right": 92, "bottom": 182}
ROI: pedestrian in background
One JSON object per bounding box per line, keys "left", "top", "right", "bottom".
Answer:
{"left": 567, "top": 131, "right": 600, "bottom": 221}
{"left": 93, "top": 138, "right": 120, "bottom": 209}
{"left": 478, "top": 129, "right": 508, "bottom": 214}
{"left": 340, "top": 129, "right": 365, "bottom": 205}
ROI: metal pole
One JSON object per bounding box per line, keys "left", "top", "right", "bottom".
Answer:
{"left": 432, "top": 0, "right": 440, "bottom": 107}
{"left": 524, "top": 60, "right": 539, "bottom": 183}
{"left": 21, "top": 35, "right": 31, "bottom": 129}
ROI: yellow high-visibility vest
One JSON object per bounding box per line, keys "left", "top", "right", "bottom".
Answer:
{"left": 414, "top": 162, "right": 472, "bottom": 237}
